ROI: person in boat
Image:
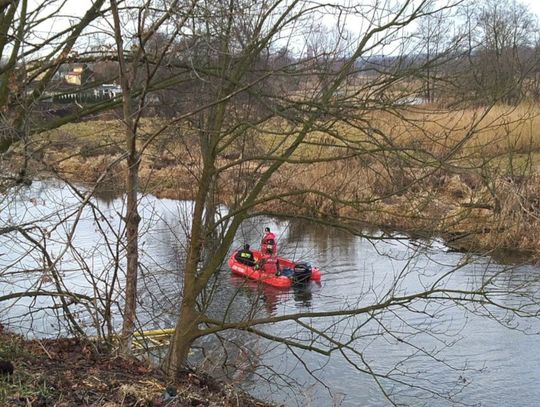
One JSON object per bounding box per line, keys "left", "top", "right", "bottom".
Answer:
{"left": 261, "top": 227, "right": 277, "bottom": 255}
{"left": 235, "top": 244, "right": 256, "bottom": 267}
{"left": 255, "top": 256, "right": 281, "bottom": 275}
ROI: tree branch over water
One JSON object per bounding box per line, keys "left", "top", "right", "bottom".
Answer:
{"left": 3, "top": 0, "right": 540, "bottom": 404}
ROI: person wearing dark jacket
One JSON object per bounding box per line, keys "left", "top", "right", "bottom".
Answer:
{"left": 235, "top": 244, "right": 256, "bottom": 266}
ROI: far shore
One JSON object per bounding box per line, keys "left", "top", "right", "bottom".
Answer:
{"left": 8, "top": 105, "right": 540, "bottom": 260}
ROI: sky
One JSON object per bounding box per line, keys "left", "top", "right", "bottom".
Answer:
{"left": 524, "top": 1, "right": 540, "bottom": 17}
{"left": 33, "top": 0, "right": 540, "bottom": 21}
{"left": 21, "top": 0, "right": 540, "bottom": 58}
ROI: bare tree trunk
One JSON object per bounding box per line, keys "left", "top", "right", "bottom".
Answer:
{"left": 110, "top": 0, "right": 141, "bottom": 353}
{"left": 166, "top": 160, "right": 213, "bottom": 374}
{"left": 122, "top": 135, "right": 141, "bottom": 352}
{"left": 166, "top": 293, "right": 201, "bottom": 375}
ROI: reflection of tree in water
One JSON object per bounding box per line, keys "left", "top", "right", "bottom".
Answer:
{"left": 91, "top": 183, "right": 123, "bottom": 205}
{"left": 286, "top": 219, "right": 354, "bottom": 245}
{"left": 189, "top": 276, "right": 279, "bottom": 386}
{"left": 134, "top": 215, "right": 188, "bottom": 336}
{"left": 228, "top": 274, "right": 317, "bottom": 314}
{"left": 282, "top": 219, "right": 358, "bottom": 267}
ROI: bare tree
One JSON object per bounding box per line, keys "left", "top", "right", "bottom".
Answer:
{"left": 415, "top": 6, "right": 458, "bottom": 103}
{"left": 0, "top": 0, "right": 111, "bottom": 154}
{"left": 3, "top": 0, "right": 540, "bottom": 405}
{"left": 160, "top": 0, "right": 508, "bottom": 378}
{"left": 457, "top": 0, "right": 539, "bottom": 104}
{"left": 108, "top": 0, "right": 201, "bottom": 351}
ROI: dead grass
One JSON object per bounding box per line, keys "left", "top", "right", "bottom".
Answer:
{"left": 368, "top": 103, "right": 540, "bottom": 160}
{"left": 12, "top": 102, "right": 540, "bottom": 255}
{"left": 0, "top": 327, "right": 275, "bottom": 407}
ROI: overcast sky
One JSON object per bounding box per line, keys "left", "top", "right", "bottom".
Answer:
{"left": 523, "top": 0, "right": 540, "bottom": 17}
{"left": 24, "top": 0, "right": 540, "bottom": 56}
{"left": 35, "top": 0, "right": 540, "bottom": 21}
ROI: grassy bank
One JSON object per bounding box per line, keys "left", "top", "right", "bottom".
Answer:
{"left": 0, "top": 327, "right": 273, "bottom": 406}
{"left": 9, "top": 102, "right": 540, "bottom": 256}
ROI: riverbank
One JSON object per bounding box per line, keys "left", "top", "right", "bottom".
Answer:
{"left": 0, "top": 327, "right": 274, "bottom": 406}
{"left": 6, "top": 104, "right": 540, "bottom": 258}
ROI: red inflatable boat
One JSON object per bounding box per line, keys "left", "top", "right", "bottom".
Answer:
{"left": 228, "top": 249, "right": 322, "bottom": 288}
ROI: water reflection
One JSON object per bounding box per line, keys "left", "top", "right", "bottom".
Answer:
{"left": 229, "top": 275, "right": 288, "bottom": 314}
{"left": 291, "top": 282, "right": 313, "bottom": 308}
{"left": 227, "top": 275, "right": 317, "bottom": 314}
{"left": 3, "top": 180, "right": 540, "bottom": 406}
{"left": 90, "top": 183, "right": 123, "bottom": 205}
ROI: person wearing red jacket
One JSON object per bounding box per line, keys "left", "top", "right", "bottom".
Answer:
{"left": 261, "top": 227, "right": 277, "bottom": 255}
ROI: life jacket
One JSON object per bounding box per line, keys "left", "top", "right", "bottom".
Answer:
{"left": 261, "top": 232, "right": 277, "bottom": 255}
{"left": 235, "top": 249, "right": 254, "bottom": 265}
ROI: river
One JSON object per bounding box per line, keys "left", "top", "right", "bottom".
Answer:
{"left": 1, "top": 180, "right": 540, "bottom": 406}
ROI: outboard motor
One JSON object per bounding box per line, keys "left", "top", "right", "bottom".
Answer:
{"left": 293, "top": 262, "right": 312, "bottom": 283}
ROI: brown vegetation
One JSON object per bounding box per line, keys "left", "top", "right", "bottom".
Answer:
{"left": 11, "top": 103, "right": 540, "bottom": 256}
{"left": 0, "top": 327, "right": 274, "bottom": 407}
